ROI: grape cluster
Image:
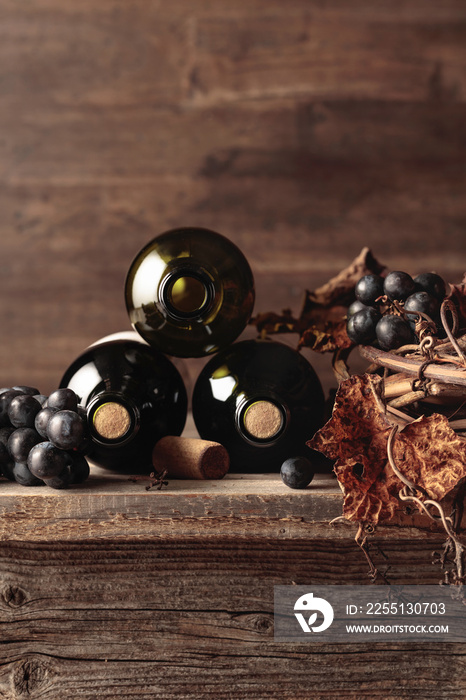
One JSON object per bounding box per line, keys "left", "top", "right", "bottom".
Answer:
{"left": 0, "top": 386, "right": 90, "bottom": 488}
{"left": 347, "top": 271, "right": 447, "bottom": 351}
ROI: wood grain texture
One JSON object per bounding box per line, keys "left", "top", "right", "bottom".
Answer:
{"left": 0, "top": 7, "right": 465, "bottom": 693}
{"left": 0, "top": 0, "right": 465, "bottom": 394}
{"left": 0, "top": 472, "right": 464, "bottom": 697}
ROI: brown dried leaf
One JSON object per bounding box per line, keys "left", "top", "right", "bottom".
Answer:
{"left": 250, "top": 247, "right": 386, "bottom": 353}
{"left": 298, "top": 320, "right": 353, "bottom": 353}
{"left": 251, "top": 309, "right": 299, "bottom": 336}
{"left": 391, "top": 414, "right": 466, "bottom": 503}
{"left": 300, "top": 246, "right": 386, "bottom": 313}
{"left": 308, "top": 373, "right": 466, "bottom": 525}
{"left": 308, "top": 374, "right": 400, "bottom": 524}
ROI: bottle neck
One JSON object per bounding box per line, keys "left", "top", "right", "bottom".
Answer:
{"left": 87, "top": 393, "right": 140, "bottom": 447}
{"left": 158, "top": 265, "right": 217, "bottom": 322}
{"left": 236, "top": 397, "right": 288, "bottom": 446}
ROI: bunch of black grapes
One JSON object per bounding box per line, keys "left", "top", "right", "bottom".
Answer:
{"left": 346, "top": 271, "right": 447, "bottom": 351}
{"left": 0, "top": 386, "right": 90, "bottom": 488}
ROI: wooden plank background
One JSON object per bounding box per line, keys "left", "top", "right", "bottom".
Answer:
{"left": 0, "top": 0, "right": 465, "bottom": 396}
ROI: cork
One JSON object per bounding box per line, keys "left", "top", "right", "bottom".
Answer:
{"left": 152, "top": 436, "right": 230, "bottom": 479}
{"left": 93, "top": 402, "right": 131, "bottom": 440}
{"left": 242, "top": 400, "right": 283, "bottom": 440}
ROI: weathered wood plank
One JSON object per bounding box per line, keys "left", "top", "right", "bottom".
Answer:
{"left": 1, "top": 646, "right": 464, "bottom": 699}
{"left": 0, "top": 533, "right": 463, "bottom": 698}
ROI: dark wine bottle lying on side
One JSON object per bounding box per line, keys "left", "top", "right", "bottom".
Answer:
{"left": 192, "top": 339, "right": 325, "bottom": 473}
{"left": 59, "top": 333, "right": 188, "bottom": 471}
{"left": 125, "top": 227, "right": 255, "bottom": 357}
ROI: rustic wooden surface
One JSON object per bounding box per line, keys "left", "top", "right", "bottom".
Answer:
{"left": 1, "top": 3, "right": 466, "bottom": 697}
{"left": 0, "top": 469, "right": 465, "bottom": 699}
{"left": 0, "top": 0, "right": 465, "bottom": 395}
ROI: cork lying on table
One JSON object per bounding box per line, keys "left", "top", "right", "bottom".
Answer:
{"left": 152, "top": 435, "right": 230, "bottom": 479}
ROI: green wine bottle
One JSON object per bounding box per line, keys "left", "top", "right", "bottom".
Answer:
{"left": 124, "top": 227, "right": 255, "bottom": 357}
{"left": 192, "top": 339, "right": 325, "bottom": 472}
{"left": 59, "top": 334, "right": 187, "bottom": 471}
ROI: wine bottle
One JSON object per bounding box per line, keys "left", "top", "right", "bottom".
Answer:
{"left": 192, "top": 339, "right": 325, "bottom": 473}
{"left": 124, "top": 227, "right": 255, "bottom": 357}
{"left": 59, "top": 335, "right": 188, "bottom": 471}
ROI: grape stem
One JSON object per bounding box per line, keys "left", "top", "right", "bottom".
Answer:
{"left": 440, "top": 299, "right": 466, "bottom": 368}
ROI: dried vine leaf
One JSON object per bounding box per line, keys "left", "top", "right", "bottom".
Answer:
{"left": 392, "top": 415, "right": 466, "bottom": 503}
{"left": 308, "top": 374, "right": 400, "bottom": 523}
{"left": 251, "top": 247, "right": 386, "bottom": 353}
{"left": 308, "top": 373, "right": 466, "bottom": 525}
{"left": 301, "top": 246, "right": 386, "bottom": 312}
{"left": 298, "top": 320, "right": 352, "bottom": 353}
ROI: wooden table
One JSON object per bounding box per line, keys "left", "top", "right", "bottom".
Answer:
{"left": 1, "top": 466, "right": 464, "bottom": 699}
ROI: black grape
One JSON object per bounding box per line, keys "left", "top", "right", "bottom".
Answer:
{"left": 35, "top": 407, "right": 57, "bottom": 438}
{"left": 280, "top": 456, "right": 315, "bottom": 489}
{"left": 347, "top": 300, "right": 369, "bottom": 319}
{"left": 0, "top": 426, "right": 15, "bottom": 448}
{"left": 46, "top": 388, "right": 79, "bottom": 412}
{"left": 404, "top": 291, "right": 440, "bottom": 323}
{"left": 27, "top": 442, "right": 69, "bottom": 479}
{"left": 414, "top": 272, "right": 447, "bottom": 302}
{"left": 0, "top": 389, "right": 25, "bottom": 427}
{"left": 43, "top": 466, "right": 72, "bottom": 490}
{"left": 46, "top": 410, "right": 85, "bottom": 450}
{"left": 13, "top": 462, "right": 44, "bottom": 486}
{"left": 12, "top": 386, "right": 40, "bottom": 396}
{"left": 355, "top": 274, "right": 385, "bottom": 307}
{"left": 8, "top": 394, "right": 42, "bottom": 428}
{"left": 8, "top": 427, "right": 42, "bottom": 463}
{"left": 376, "top": 315, "right": 414, "bottom": 351}
{"left": 67, "top": 452, "right": 90, "bottom": 484}
{"left": 383, "top": 271, "right": 416, "bottom": 302}
{"left": 346, "top": 307, "right": 380, "bottom": 345}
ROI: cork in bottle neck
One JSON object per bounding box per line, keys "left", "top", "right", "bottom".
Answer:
{"left": 240, "top": 399, "right": 285, "bottom": 443}
{"left": 92, "top": 401, "right": 132, "bottom": 441}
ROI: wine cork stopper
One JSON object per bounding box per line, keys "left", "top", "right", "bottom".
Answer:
{"left": 93, "top": 402, "right": 131, "bottom": 440}
{"left": 242, "top": 400, "right": 283, "bottom": 440}
{"left": 152, "top": 436, "right": 230, "bottom": 479}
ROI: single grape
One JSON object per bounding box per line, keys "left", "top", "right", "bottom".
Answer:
{"left": 0, "top": 426, "right": 15, "bottom": 448}
{"left": 35, "top": 407, "right": 57, "bottom": 438}
{"left": 383, "top": 271, "right": 416, "bottom": 302}
{"left": 13, "top": 462, "right": 44, "bottom": 486}
{"left": 46, "top": 388, "right": 79, "bottom": 412}
{"left": 347, "top": 300, "right": 368, "bottom": 319}
{"left": 346, "top": 307, "right": 380, "bottom": 345}
{"left": 8, "top": 394, "right": 42, "bottom": 429}
{"left": 404, "top": 291, "right": 440, "bottom": 323}
{"left": 67, "top": 452, "right": 90, "bottom": 484}
{"left": 0, "top": 389, "right": 24, "bottom": 426}
{"left": 43, "top": 466, "right": 72, "bottom": 490}
{"left": 376, "top": 315, "right": 414, "bottom": 351}
{"left": 46, "top": 410, "right": 85, "bottom": 450}
{"left": 12, "top": 386, "right": 40, "bottom": 396}
{"left": 27, "top": 441, "right": 69, "bottom": 479}
{"left": 43, "top": 452, "right": 90, "bottom": 489}
{"left": 280, "top": 456, "right": 315, "bottom": 489}
{"left": 355, "top": 274, "right": 385, "bottom": 307}
{"left": 8, "top": 427, "right": 42, "bottom": 463}
{"left": 414, "top": 272, "right": 447, "bottom": 302}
